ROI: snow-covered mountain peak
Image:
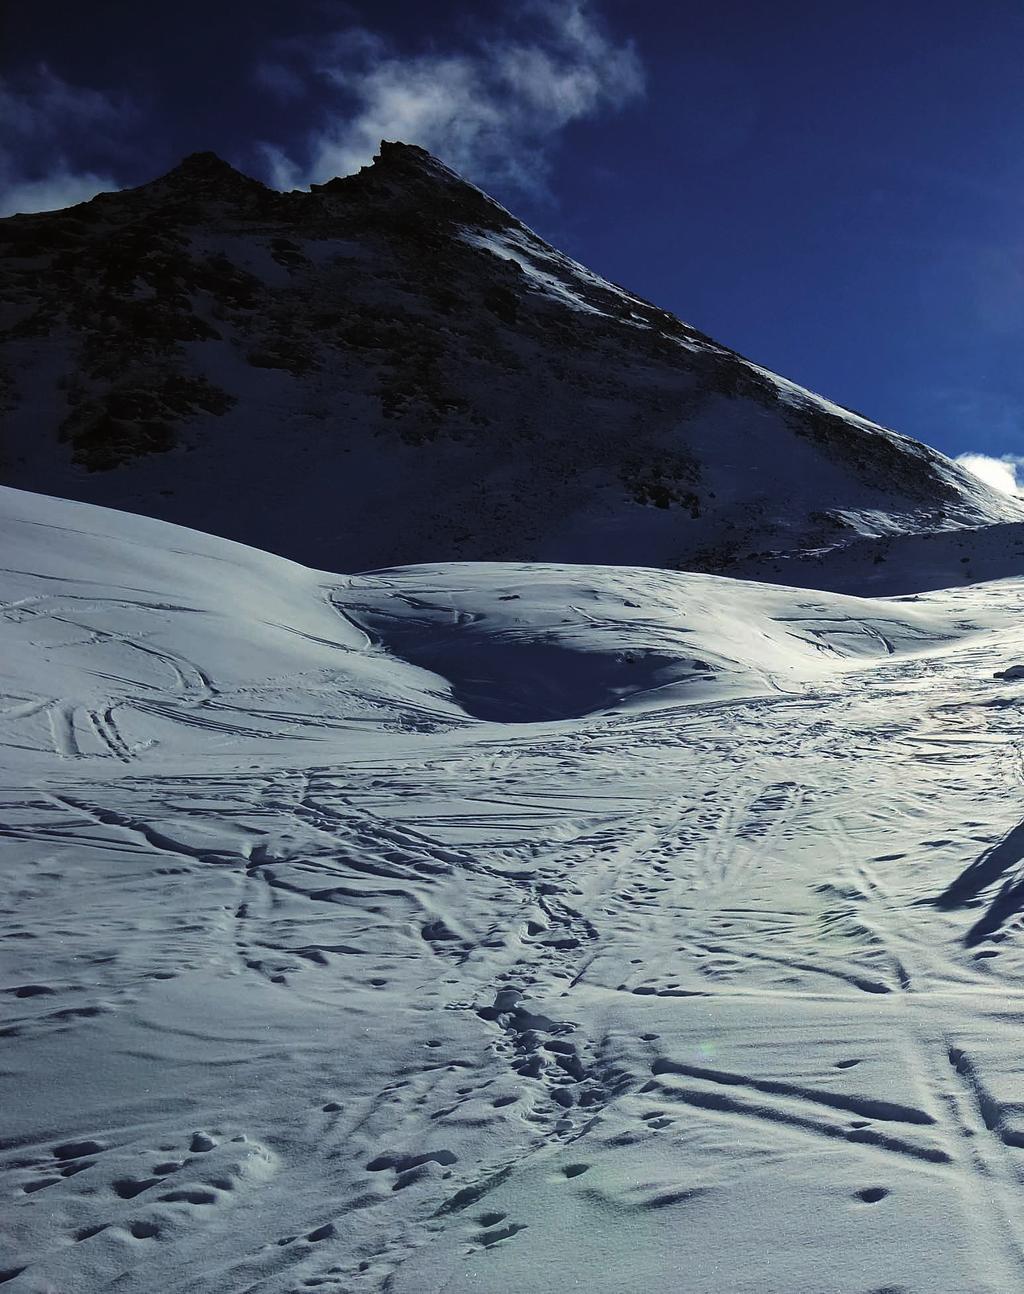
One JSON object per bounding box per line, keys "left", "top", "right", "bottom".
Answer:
{"left": 328, "top": 138, "right": 486, "bottom": 193}
{"left": 96, "top": 150, "right": 277, "bottom": 217}
{"left": 163, "top": 150, "right": 249, "bottom": 183}
{"left": 309, "top": 139, "right": 520, "bottom": 235}
{"left": 3, "top": 142, "right": 1022, "bottom": 589}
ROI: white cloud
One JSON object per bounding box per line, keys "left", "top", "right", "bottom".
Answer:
{"left": 0, "top": 168, "right": 117, "bottom": 218}
{"left": 0, "top": 66, "right": 125, "bottom": 216}
{"left": 258, "top": 1, "right": 644, "bottom": 194}
{"left": 954, "top": 452, "right": 1024, "bottom": 496}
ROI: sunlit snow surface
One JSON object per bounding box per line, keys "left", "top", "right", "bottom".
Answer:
{"left": 6, "top": 485, "right": 1024, "bottom": 1291}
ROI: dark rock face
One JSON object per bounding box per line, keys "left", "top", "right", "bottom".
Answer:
{"left": 0, "top": 142, "right": 1017, "bottom": 575}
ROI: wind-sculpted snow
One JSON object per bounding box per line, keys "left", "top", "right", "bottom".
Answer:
{"left": 8, "top": 488, "right": 1024, "bottom": 1291}
{"left": 344, "top": 562, "right": 966, "bottom": 721}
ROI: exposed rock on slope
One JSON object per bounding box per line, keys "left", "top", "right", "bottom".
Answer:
{"left": 1, "top": 142, "right": 1019, "bottom": 580}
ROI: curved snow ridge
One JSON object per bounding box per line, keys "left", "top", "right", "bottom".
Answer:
{"left": 0, "top": 487, "right": 466, "bottom": 766}
{"left": 1, "top": 486, "right": 1019, "bottom": 768}
{"left": 343, "top": 561, "right": 994, "bottom": 723}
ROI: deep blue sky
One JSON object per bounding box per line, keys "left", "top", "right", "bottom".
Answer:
{"left": 5, "top": 0, "right": 1024, "bottom": 464}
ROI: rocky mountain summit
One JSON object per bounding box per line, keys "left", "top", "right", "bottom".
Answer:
{"left": 2, "top": 142, "right": 1020, "bottom": 582}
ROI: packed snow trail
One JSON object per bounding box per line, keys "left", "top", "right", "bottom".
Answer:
{"left": 6, "top": 490, "right": 1024, "bottom": 1291}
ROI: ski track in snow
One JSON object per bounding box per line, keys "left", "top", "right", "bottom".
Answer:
{"left": 8, "top": 494, "right": 1024, "bottom": 1290}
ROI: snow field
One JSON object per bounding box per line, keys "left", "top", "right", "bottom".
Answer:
{"left": 5, "top": 487, "right": 1024, "bottom": 1291}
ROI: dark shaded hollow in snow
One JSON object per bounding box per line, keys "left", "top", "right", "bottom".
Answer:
{"left": 347, "top": 620, "right": 689, "bottom": 721}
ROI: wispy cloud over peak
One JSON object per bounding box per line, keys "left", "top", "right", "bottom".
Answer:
{"left": 256, "top": 1, "right": 644, "bottom": 195}
{"left": 0, "top": 168, "right": 117, "bottom": 218}
{"left": 0, "top": 66, "right": 131, "bottom": 215}
{"left": 954, "top": 452, "right": 1024, "bottom": 496}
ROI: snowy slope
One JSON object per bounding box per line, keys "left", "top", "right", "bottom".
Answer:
{"left": 2, "top": 144, "right": 1021, "bottom": 588}
{"left": 8, "top": 488, "right": 1024, "bottom": 1292}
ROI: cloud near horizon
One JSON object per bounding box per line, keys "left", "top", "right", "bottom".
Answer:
{"left": 954, "top": 452, "right": 1024, "bottom": 496}
{"left": 0, "top": 66, "right": 127, "bottom": 216}
{"left": 256, "top": 1, "right": 645, "bottom": 195}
